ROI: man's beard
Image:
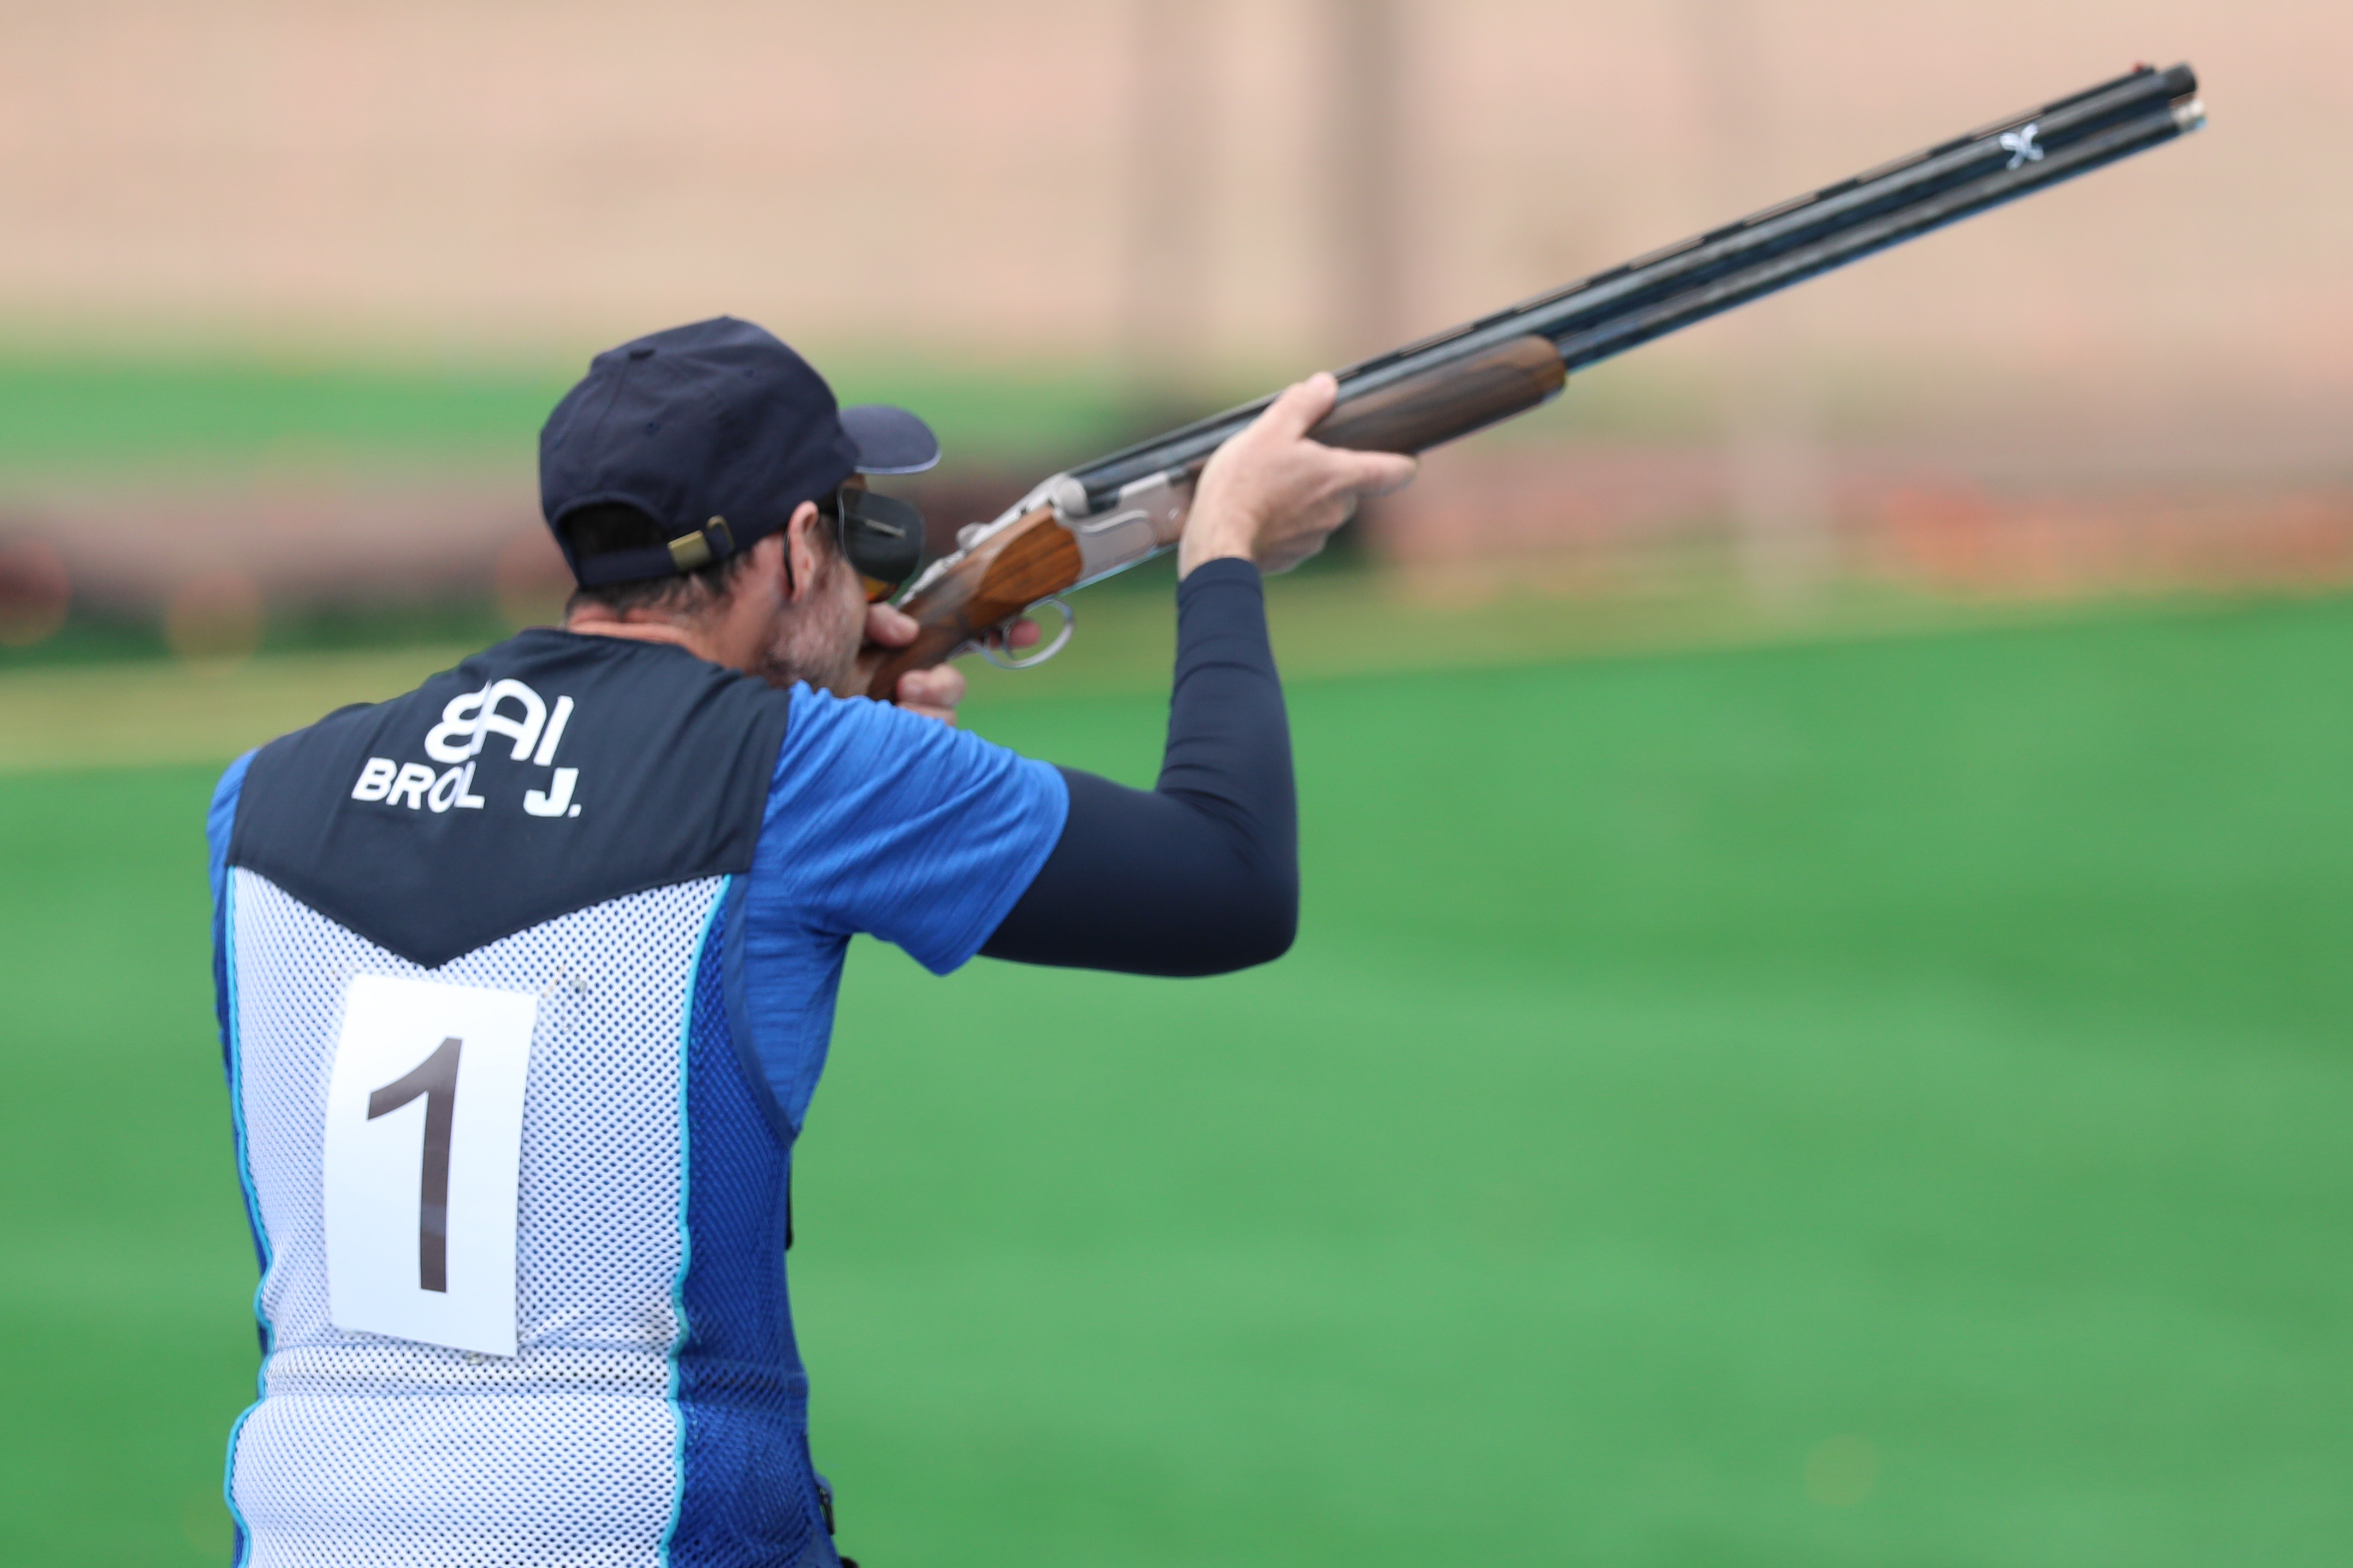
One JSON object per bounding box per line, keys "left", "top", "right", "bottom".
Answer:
{"left": 750, "top": 576, "right": 864, "bottom": 697}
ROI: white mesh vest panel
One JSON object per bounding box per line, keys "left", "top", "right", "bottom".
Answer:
{"left": 225, "top": 867, "right": 723, "bottom": 1568}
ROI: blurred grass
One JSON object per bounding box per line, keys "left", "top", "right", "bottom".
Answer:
{"left": 0, "top": 358, "right": 569, "bottom": 474}
{"left": 0, "top": 645, "right": 472, "bottom": 770}
{"left": 0, "top": 346, "right": 1719, "bottom": 483}
{"left": 0, "top": 599, "right": 524, "bottom": 674}
{"left": 3, "top": 596, "right": 2348, "bottom": 1564}
{"left": 0, "top": 353, "right": 1141, "bottom": 479}
{"left": 0, "top": 562, "right": 2096, "bottom": 770}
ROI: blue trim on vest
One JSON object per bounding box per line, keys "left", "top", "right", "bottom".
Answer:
{"left": 669, "top": 879, "right": 833, "bottom": 1567}
{"left": 208, "top": 752, "right": 252, "bottom": 1091}
{"left": 719, "top": 875, "right": 792, "bottom": 1143}
{"left": 218, "top": 873, "right": 269, "bottom": 1566}
{"left": 661, "top": 883, "right": 724, "bottom": 1565}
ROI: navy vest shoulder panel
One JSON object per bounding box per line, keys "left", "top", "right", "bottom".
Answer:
{"left": 228, "top": 629, "right": 792, "bottom": 968}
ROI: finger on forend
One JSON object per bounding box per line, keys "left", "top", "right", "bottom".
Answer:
{"left": 1262, "top": 373, "right": 1339, "bottom": 437}
{"left": 1348, "top": 451, "right": 1419, "bottom": 494}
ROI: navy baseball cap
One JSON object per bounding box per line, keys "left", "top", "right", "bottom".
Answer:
{"left": 539, "top": 316, "right": 940, "bottom": 588}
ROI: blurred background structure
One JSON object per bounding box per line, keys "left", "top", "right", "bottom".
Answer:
{"left": 1, "top": 0, "right": 2347, "bottom": 650}
{"left": 4, "top": 5, "right": 2352, "bottom": 1567}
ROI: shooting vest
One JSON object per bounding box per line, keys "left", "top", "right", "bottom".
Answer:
{"left": 216, "top": 629, "right": 842, "bottom": 1568}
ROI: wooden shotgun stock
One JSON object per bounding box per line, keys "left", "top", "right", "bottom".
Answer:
{"left": 858, "top": 503, "right": 1079, "bottom": 699}
{"left": 860, "top": 335, "right": 1563, "bottom": 700}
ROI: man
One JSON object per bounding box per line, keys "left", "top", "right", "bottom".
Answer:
{"left": 205, "top": 316, "right": 1412, "bottom": 1566}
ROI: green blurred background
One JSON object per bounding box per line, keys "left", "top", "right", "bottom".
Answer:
{"left": 6, "top": 592, "right": 2351, "bottom": 1564}
{"left": 4, "top": 0, "right": 2351, "bottom": 1563}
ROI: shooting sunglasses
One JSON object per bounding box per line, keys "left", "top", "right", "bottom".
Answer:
{"left": 829, "top": 485, "right": 926, "bottom": 602}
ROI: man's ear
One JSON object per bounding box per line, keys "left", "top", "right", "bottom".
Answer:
{"left": 779, "top": 499, "right": 825, "bottom": 602}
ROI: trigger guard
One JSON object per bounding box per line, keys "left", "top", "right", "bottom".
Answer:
{"left": 976, "top": 598, "right": 1075, "bottom": 671}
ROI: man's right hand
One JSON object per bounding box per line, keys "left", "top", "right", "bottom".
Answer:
{"left": 1178, "top": 373, "right": 1419, "bottom": 579}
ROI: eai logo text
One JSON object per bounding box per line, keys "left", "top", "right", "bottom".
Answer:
{"left": 350, "top": 679, "right": 582, "bottom": 819}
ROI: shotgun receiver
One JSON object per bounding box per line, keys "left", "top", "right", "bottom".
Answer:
{"left": 864, "top": 63, "right": 2204, "bottom": 699}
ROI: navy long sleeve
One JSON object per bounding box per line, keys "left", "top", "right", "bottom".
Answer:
{"left": 978, "top": 557, "right": 1297, "bottom": 975}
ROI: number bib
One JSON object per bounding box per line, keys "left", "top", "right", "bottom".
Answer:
{"left": 322, "top": 974, "right": 537, "bottom": 1356}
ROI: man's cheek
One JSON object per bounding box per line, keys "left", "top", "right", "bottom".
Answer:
{"left": 835, "top": 594, "right": 864, "bottom": 665}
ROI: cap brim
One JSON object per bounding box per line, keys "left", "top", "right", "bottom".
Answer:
{"left": 840, "top": 403, "right": 941, "bottom": 475}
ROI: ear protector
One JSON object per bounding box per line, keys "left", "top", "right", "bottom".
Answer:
{"left": 833, "top": 486, "right": 926, "bottom": 600}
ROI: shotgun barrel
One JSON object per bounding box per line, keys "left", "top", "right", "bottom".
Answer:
{"left": 863, "top": 63, "right": 2203, "bottom": 698}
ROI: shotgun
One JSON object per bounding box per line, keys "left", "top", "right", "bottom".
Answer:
{"left": 863, "top": 62, "right": 2205, "bottom": 698}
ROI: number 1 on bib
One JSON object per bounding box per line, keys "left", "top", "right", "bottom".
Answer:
{"left": 323, "top": 975, "right": 536, "bottom": 1356}
{"left": 366, "top": 1035, "right": 462, "bottom": 1293}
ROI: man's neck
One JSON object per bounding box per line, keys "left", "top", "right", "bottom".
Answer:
{"left": 567, "top": 611, "right": 688, "bottom": 644}
{"left": 565, "top": 609, "right": 717, "bottom": 660}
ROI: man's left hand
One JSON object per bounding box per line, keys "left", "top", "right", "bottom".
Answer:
{"left": 863, "top": 603, "right": 964, "bottom": 723}
{"left": 863, "top": 602, "right": 1046, "bottom": 725}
